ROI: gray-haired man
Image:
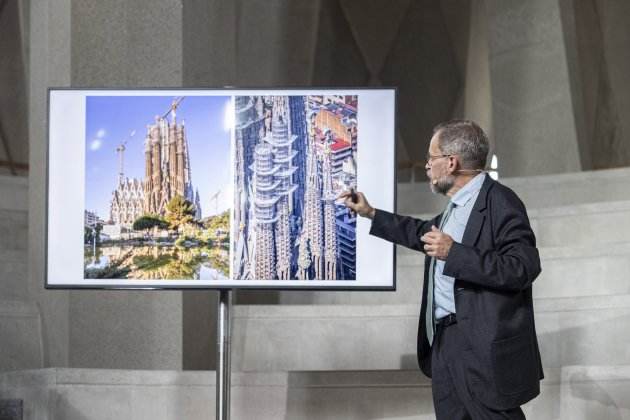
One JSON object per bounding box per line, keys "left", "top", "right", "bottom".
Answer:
{"left": 341, "top": 120, "right": 543, "bottom": 419}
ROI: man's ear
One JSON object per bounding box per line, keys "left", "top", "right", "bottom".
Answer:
{"left": 447, "top": 155, "right": 459, "bottom": 174}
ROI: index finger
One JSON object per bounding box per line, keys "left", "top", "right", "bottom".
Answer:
{"left": 421, "top": 234, "right": 438, "bottom": 244}
{"left": 343, "top": 197, "right": 358, "bottom": 209}
{"left": 423, "top": 232, "right": 441, "bottom": 239}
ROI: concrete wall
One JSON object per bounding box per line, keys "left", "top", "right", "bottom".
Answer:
{"left": 66, "top": 0, "right": 187, "bottom": 371}
{"left": 0, "top": 0, "right": 29, "bottom": 174}
{"left": 71, "top": 0, "right": 183, "bottom": 87}
{"left": 485, "top": 0, "right": 582, "bottom": 177}
{"left": 29, "top": 0, "right": 72, "bottom": 368}
{"left": 0, "top": 176, "right": 41, "bottom": 373}
{"left": 19, "top": 0, "right": 630, "bottom": 373}
{"left": 461, "top": 0, "right": 494, "bottom": 151}
{"left": 0, "top": 176, "right": 28, "bottom": 300}
{"left": 181, "top": 0, "right": 236, "bottom": 88}
{"left": 561, "top": 0, "right": 630, "bottom": 170}
{"left": 28, "top": 0, "right": 205, "bottom": 371}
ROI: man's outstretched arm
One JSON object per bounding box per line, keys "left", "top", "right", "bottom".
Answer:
{"left": 340, "top": 190, "right": 434, "bottom": 253}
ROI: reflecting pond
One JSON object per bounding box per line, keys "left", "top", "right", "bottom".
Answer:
{"left": 84, "top": 244, "right": 229, "bottom": 280}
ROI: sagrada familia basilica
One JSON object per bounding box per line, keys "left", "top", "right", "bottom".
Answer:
{"left": 109, "top": 99, "right": 201, "bottom": 227}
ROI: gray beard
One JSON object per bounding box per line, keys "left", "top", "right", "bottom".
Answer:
{"left": 430, "top": 174, "right": 455, "bottom": 195}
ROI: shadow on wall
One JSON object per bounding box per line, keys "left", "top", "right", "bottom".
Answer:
{"left": 567, "top": 373, "right": 624, "bottom": 420}
{"left": 531, "top": 312, "right": 630, "bottom": 419}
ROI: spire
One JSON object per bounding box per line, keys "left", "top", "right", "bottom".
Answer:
{"left": 195, "top": 188, "right": 202, "bottom": 219}
{"left": 116, "top": 143, "right": 125, "bottom": 185}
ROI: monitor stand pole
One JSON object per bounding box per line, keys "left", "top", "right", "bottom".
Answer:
{"left": 216, "top": 289, "right": 232, "bottom": 420}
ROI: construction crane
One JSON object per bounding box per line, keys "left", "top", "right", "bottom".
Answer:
{"left": 210, "top": 189, "right": 221, "bottom": 215}
{"left": 115, "top": 130, "right": 136, "bottom": 183}
{"left": 161, "top": 96, "right": 185, "bottom": 121}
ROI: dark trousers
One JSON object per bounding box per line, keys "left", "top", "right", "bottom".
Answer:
{"left": 431, "top": 319, "right": 526, "bottom": 420}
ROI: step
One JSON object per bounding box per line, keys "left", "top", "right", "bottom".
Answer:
{"left": 409, "top": 199, "right": 630, "bottom": 248}
{"left": 397, "top": 167, "right": 630, "bottom": 214}
{"left": 529, "top": 200, "right": 630, "bottom": 248}
{"left": 233, "top": 304, "right": 419, "bottom": 372}
{"left": 231, "top": 294, "right": 630, "bottom": 372}
{"left": 0, "top": 367, "right": 624, "bottom": 419}
{"left": 0, "top": 368, "right": 434, "bottom": 420}
{"left": 273, "top": 243, "right": 630, "bottom": 305}
{"left": 397, "top": 243, "right": 630, "bottom": 300}
{"left": 533, "top": 244, "right": 630, "bottom": 299}
{"left": 0, "top": 365, "right": 630, "bottom": 420}
{"left": 0, "top": 300, "right": 43, "bottom": 372}
{"left": 535, "top": 295, "right": 630, "bottom": 369}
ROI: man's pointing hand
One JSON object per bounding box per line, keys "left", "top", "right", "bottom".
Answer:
{"left": 338, "top": 190, "right": 376, "bottom": 219}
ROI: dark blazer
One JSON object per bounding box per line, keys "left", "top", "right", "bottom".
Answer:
{"left": 370, "top": 175, "right": 543, "bottom": 410}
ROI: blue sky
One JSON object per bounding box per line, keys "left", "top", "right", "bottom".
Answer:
{"left": 85, "top": 95, "right": 232, "bottom": 220}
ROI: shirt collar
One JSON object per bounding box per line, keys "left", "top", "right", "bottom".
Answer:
{"left": 450, "top": 172, "right": 486, "bottom": 207}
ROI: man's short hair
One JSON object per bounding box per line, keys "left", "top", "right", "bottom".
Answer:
{"left": 433, "top": 120, "right": 489, "bottom": 170}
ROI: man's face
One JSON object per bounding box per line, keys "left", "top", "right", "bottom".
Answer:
{"left": 425, "top": 134, "right": 455, "bottom": 195}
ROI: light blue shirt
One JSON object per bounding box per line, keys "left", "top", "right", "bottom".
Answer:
{"left": 434, "top": 172, "right": 486, "bottom": 319}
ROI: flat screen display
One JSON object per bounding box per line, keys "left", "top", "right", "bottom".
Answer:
{"left": 46, "top": 88, "right": 396, "bottom": 289}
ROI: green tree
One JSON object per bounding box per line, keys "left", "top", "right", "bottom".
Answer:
{"left": 204, "top": 210, "right": 230, "bottom": 232}
{"left": 203, "top": 210, "right": 230, "bottom": 244}
{"left": 165, "top": 195, "right": 196, "bottom": 230}
{"left": 132, "top": 215, "right": 168, "bottom": 232}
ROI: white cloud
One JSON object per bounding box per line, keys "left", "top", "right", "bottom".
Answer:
{"left": 90, "top": 139, "right": 102, "bottom": 151}
{"left": 96, "top": 129, "right": 106, "bottom": 138}
{"left": 223, "top": 98, "right": 233, "bottom": 133}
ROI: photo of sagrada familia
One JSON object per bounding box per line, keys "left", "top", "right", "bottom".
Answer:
{"left": 109, "top": 100, "right": 201, "bottom": 226}
{"left": 232, "top": 95, "right": 358, "bottom": 281}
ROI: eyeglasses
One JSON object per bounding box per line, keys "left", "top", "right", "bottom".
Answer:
{"left": 425, "top": 153, "right": 452, "bottom": 164}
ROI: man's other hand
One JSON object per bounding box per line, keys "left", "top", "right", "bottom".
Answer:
{"left": 338, "top": 190, "right": 376, "bottom": 219}
{"left": 421, "top": 226, "right": 454, "bottom": 260}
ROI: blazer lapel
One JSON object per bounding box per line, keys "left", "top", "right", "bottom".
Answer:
{"left": 461, "top": 175, "right": 494, "bottom": 246}
{"left": 462, "top": 212, "right": 484, "bottom": 246}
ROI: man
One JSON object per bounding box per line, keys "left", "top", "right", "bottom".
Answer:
{"left": 341, "top": 120, "right": 543, "bottom": 419}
